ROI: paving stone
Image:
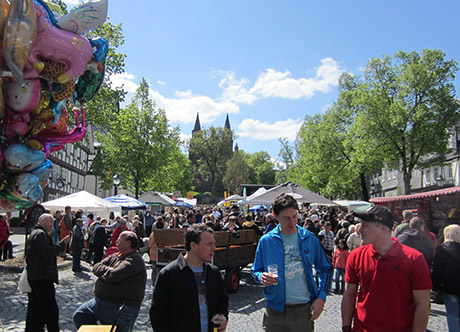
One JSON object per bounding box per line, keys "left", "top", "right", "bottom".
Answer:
{"left": 0, "top": 264, "right": 448, "bottom": 331}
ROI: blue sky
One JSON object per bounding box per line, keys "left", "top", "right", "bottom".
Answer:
{"left": 70, "top": 0, "right": 460, "bottom": 161}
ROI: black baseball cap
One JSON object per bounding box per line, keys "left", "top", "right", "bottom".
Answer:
{"left": 353, "top": 205, "right": 394, "bottom": 230}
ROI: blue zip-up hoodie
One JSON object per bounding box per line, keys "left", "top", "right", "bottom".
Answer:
{"left": 251, "top": 225, "right": 333, "bottom": 312}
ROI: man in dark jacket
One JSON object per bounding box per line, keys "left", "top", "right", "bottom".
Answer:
{"left": 73, "top": 231, "right": 146, "bottom": 332}
{"left": 397, "top": 217, "right": 434, "bottom": 265}
{"left": 26, "top": 213, "right": 70, "bottom": 332}
{"left": 71, "top": 218, "right": 85, "bottom": 272}
{"left": 150, "top": 223, "right": 229, "bottom": 332}
{"left": 91, "top": 219, "right": 108, "bottom": 264}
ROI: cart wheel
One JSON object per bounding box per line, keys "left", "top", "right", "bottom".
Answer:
{"left": 224, "top": 268, "right": 240, "bottom": 293}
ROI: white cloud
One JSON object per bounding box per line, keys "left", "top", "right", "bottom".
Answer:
{"left": 110, "top": 73, "right": 138, "bottom": 94}
{"left": 216, "top": 70, "right": 259, "bottom": 105}
{"left": 179, "top": 133, "right": 191, "bottom": 144}
{"left": 108, "top": 57, "right": 341, "bottom": 130}
{"left": 236, "top": 118, "right": 302, "bottom": 141}
{"left": 249, "top": 58, "right": 343, "bottom": 100}
{"left": 149, "top": 89, "right": 239, "bottom": 125}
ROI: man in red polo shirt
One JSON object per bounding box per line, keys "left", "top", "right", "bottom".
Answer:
{"left": 341, "top": 205, "right": 432, "bottom": 332}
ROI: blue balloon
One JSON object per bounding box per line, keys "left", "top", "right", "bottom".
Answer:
{"left": 31, "top": 159, "right": 53, "bottom": 183}
{"left": 5, "top": 144, "right": 46, "bottom": 172}
{"left": 11, "top": 173, "right": 43, "bottom": 202}
{"left": 90, "top": 37, "right": 109, "bottom": 63}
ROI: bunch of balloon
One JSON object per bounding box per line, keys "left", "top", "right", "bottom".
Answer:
{"left": 0, "top": 0, "right": 109, "bottom": 212}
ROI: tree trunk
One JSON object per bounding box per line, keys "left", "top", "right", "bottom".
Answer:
{"left": 360, "top": 172, "right": 369, "bottom": 201}
{"left": 135, "top": 178, "right": 139, "bottom": 199}
{"left": 401, "top": 170, "right": 412, "bottom": 195}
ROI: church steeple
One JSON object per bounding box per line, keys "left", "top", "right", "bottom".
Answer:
{"left": 224, "top": 113, "right": 231, "bottom": 130}
{"left": 192, "top": 112, "right": 201, "bottom": 133}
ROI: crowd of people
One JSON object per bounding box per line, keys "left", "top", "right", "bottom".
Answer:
{"left": 16, "top": 196, "right": 460, "bottom": 332}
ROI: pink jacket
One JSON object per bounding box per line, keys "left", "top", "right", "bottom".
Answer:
{"left": 332, "top": 248, "right": 349, "bottom": 269}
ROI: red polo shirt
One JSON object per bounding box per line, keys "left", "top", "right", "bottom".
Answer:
{"left": 345, "top": 238, "right": 432, "bottom": 332}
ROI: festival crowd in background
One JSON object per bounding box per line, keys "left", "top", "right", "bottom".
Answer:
{"left": 2, "top": 196, "right": 460, "bottom": 332}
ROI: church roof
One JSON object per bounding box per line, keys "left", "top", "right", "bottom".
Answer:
{"left": 224, "top": 113, "right": 231, "bottom": 130}
{"left": 192, "top": 112, "right": 201, "bottom": 133}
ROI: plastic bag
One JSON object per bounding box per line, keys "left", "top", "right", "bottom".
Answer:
{"left": 18, "top": 262, "right": 32, "bottom": 293}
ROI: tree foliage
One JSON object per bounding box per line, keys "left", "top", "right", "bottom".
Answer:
{"left": 223, "top": 150, "right": 250, "bottom": 193}
{"left": 91, "top": 79, "right": 192, "bottom": 198}
{"left": 247, "top": 151, "right": 276, "bottom": 185}
{"left": 188, "top": 127, "right": 234, "bottom": 195}
{"left": 294, "top": 49, "right": 460, "bottom": 198}
{"left": 276, "top": 138, "right": 295, "bottom": 184}
{"left": 353, "top": 49, "right": 460, "bottom": 194}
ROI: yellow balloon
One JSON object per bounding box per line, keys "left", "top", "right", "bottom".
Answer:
{"left": 3, "top": 0, "right": 37, "bottom": 84}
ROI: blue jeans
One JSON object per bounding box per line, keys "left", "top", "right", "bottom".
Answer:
{"left": 334, "top": 268, "right": 345, "bottom": 293}
{"left": 73, "top": 298, "right": 140, "bottom": 332}
{"left": 443, "top": 292, "right": 460, "bottom": 332}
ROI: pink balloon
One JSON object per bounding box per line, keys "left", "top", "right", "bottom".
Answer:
{"left": 24, "top": 4, "right": 93, "bottom": 84}
{"left": 34, "top": 106, "right": 86, "bottom": 152}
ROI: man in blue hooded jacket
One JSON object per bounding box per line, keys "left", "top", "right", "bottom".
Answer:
{"left": 252, "top": 193, "right": 333, "bottom": 332}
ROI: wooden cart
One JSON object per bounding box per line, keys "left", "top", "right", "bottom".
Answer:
{"left": 153, "top": 229, "right": 259, "bottom": 293}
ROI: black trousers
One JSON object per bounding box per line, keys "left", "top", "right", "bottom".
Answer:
{"left": 26, "top": 280, "right": 59, "bottom": 332}
{"left": 93, "top": 245, "right": 105, "bottom": 264}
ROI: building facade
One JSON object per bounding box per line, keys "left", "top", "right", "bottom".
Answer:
{"left": 369, "top": 127, "right": 460, "bottom": 198}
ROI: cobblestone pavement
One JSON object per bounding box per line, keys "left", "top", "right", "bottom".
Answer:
{"left": 0, "top": 264, "right": 448, "bottom": 332}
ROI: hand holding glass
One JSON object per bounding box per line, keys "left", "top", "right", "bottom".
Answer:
{"left": 267, "top": 264, "right": 278, "bottom": 285}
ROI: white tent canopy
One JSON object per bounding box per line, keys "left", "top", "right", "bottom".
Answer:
{"left": 245, "top": 182, "right": 337, "bottom": 206}
{"left": 237, "top": 187, "right": 267, "bottom": 205}
{"left": 333, "top": 200, "right": 372, "bottom": 212}
{"left": 138, "top": 192, "right": 176, "bottom": 206}
{"left": 42, "top": 190, "right": 121, "bottom": 219}
{"left": 217, "top": 194, "right": 243, "bottom": 207}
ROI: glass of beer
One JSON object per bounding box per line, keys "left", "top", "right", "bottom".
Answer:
{"left": 267, "top": 264, "right": 279, "bottom": 285}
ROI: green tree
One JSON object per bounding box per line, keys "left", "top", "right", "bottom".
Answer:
{"left": 353, "top": 49, "right": 460, "bottom": 194}
{"left": 247, "top": 151, "right": 276, "bottom": 185}
{"left": 188, "top": 127, "right": 234, "bottom": 195}
{"left": 223, "top": 150, "right": 250, "bottom": 193}
{"left": 91, "top": 78, "right": 190, "bottom": 197}
{"left": 275, "top": 138, "right": 295, "bottom": 184}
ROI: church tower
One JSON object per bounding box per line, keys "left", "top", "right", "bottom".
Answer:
{"left": 189, "top": 112, "right": 201, "bottom": 164}
{"left": 224, "top": 113, "right": 234, "bottom": 153}
{"left": 192, "top": 112, "right": 201, "bottom": 134}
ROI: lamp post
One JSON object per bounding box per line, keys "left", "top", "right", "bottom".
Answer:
{"left": 113, "top": 174, "right": 120, "bottom": 195}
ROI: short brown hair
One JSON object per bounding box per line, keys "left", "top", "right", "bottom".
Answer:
{"left": 272, "top": 194, "right": 299, "bottom": 216}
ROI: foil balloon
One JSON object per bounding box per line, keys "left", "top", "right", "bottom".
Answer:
{"left": 31, "top": 159, "right": 52, "bottom": 187}
{"left": 75, "top": 60, "right": 105, "bottom": 102}
{"left": 4, "top": 78, "right": 41, "bottom": 112}
{"left": 3, "top": 0, "right": 37, "bottom": 85}
{"left": 0, "top": 0, "right": 9, "bottom": 40}
{"left": 0, "top": 192, "right": 35, "bottom": 212}
{"left": 39, "top": 105, "right": 68, "bottom": 136}
{"left": 57, "top": 0, "right": 108, "bottom": 35}
{"left": 4, "top": 110, "right": 30, "bottom": 137}
{"left": 90, "top": 37, "right": 109, "bottom": 63}
{"left": 25, "top": 3, "right": 93, "bottom": 84}
{"left": 0, "top": 78, "right": 4, "bottom": 118}
{"left": 9, "top": 172, "right": 42, "bottom": 202}
{"left": 4, "top": 143, "right": 46, "bottom": 172}
{"left": 35, "top": 107, "right": 86, "bottom": 146}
